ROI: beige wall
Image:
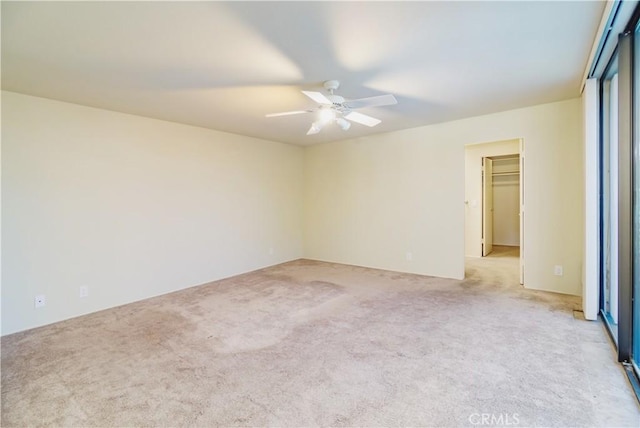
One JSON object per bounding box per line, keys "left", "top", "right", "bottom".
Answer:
{"left": 2, "top": 92, "right": 585, "bottom": 335}
{"left": 2, "top": 91, "right": 305, "bottom": 335}
{"left": 305, "top": 98, "right": 584, "bottom": 295}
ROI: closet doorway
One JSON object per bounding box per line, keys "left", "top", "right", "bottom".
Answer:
{"left": 482, "top": 154, "right": 520, "bottom": 256}
{"left": 465, "top": 139, "right": 524, "bottom": 285}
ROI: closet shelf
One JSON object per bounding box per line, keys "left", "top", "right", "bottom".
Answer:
{"left": 492, "top": 171, "right": 519, "bottom": 176}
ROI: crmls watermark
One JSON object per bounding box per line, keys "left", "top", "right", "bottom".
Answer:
{"left": 468, "top": 413, "right": 520, "bottom": 426}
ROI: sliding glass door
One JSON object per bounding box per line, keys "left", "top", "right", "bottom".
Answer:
{"left": 600, "top": 54, "right": 619, "bottom": 342}
{"left": 632, "top": 21, "right": 640, "bottom": 378}
{"left": 595, "top": 3, "right": 640, "bottom": 396}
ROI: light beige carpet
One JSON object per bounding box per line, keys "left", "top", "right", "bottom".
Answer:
{"left": 2, "top": 252, "right": 639, "bottom": 427}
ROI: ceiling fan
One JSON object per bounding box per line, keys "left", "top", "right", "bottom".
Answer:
{"left": 266, "top": 80, "right": 397, "bottom": 135}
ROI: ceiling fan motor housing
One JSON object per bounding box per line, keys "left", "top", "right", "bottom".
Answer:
{"left": 327, "top": 94, "right": 345, "bottom": 104}
{"left": 324, "top": 80, "right": 345, "bottom": 106}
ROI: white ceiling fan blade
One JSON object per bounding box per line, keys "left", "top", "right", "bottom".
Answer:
{"left": 344, "top": 94, "right": 397, "bottom": 109}
{"left": 302, "top": 90, "right": 332, "bottom": 105}
{"left": 265, "top": 110, "right": 312, "bottom": 118}
{"left": 345, "top": 111, "right": 381, "bottom": 127}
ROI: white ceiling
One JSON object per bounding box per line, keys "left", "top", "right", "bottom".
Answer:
{"left": 2, "top": 1, "right": 605, "bottom": 146}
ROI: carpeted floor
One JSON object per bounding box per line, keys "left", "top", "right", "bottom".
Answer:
{"left": 2, "top": 250, "right": 639, "bottom": 427}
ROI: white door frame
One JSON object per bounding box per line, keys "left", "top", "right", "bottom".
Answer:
{"left": 519, "top": 139, "right": 525, "bottom": 285}
{"left": 482, "top": 157, "right": 494, "bottom": 257}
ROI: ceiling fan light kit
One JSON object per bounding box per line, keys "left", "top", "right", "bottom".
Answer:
{"left": 318, "top": 107, "right": 336, "bottom": 124}
{"left": 307, "top": 122, "right": 323, "bottom": 135}
{"left": 267, "top": 80, "right": 397, "bottom": 135}
{"left": 336, "top": 117, "right": 351, "bottom": 131}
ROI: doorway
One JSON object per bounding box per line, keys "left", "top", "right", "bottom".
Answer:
{"left": 465, "top": 139, "right": 524, "bottom": 285}
{"left": 482, "top": 154, "right": 520, "bottom": 256}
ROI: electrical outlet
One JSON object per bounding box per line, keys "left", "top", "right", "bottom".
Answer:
{"left": 79, "top": 286, "right": 89, "bottom": 298}
{"left": 34, "top": 294, "right": 46, "bottom": 308}
{"left": 406, "top": 252, "right": 413, "bottom": 261}
{"left": 554, "top": 265, "right": 564, "bottom": 276}
{"left": 268, "top": 247, "right": 274, "bottom": 255}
